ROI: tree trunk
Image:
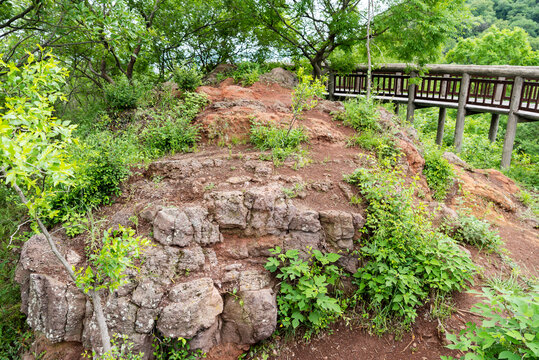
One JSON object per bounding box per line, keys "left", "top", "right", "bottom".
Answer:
{"left": 91, "top": 290, "right": 112, "bottom": 354}
{"left": 366, "top": 0, "right": 373, "bottom": 99}
{"left": 310, "top": 58, "right": 323, "bottom": 79}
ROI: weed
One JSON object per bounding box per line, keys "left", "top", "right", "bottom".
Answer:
{"left": 265, "top": 247, "right": 346, "bottom": 338}
{"left": 344, "top": 166, "right": 475, "bottom": 331}
{"left": 423, "top": 147, "right": 454, "bottom": 201}
{"left": 152, "top": 336, "right": 205, "bottom": 360}
{"left": 250, "top": 121, "right": 309, "bottom": 165}
{"left": 84, "top": 334, "right": 144, "bottom": 360}
{"left": 173, "top": 63, "right": 203, "bottom": 92}
{"left": 282, "top": 183, "right": 305, "bottom": 198}
{"left": 204, "top": 183, "right": 215, "bottom": 191}
{"left": 442, "top": 213, "right": 502, "bottom": 252}
{"left": 444, "top": 284, "right": 539, "bottom": 360}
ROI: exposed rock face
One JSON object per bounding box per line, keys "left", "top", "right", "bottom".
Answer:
{"left": 259, "top": 67, "right": 298, "bottom": 88}
{"left": 157, "top": 278, "right": 223, "bottom": 339}
{"left": 16, "top": 180, "right": 367, "bottom": 359}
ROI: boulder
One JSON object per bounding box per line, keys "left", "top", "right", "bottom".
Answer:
{"left": 221, "top": 289, "right": 277, "bottom": 344}
{"left": 259, "top": 67, "right": 298, "bottom": 88}
{"left": 319, "top": 210, "right": 355, "bottom": 250}
{"left": 203, "top": 64, "right": 237, "bottom": 86}
{"left": 157, "top": 278, "right": 223, "bottom": 339}
{"left": 26, "top": 274, "right": 86, "bottom": 343}
{"left": 152, "top": 206, "right": 221, "bottom": 247}
{"left": 207, "top": 191, "right": 249, "bottom": 229}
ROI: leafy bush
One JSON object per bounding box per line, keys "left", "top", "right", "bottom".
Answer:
{"left": 423, "top": 147, "right": 454, "bottom": 200}
{"left": 153, "top": 336, "right": 205, "bottom": 360}
{"left": 345, "top": 166, "right": 475, "bottom": 330}
{"left": 250, "top": 121, "right": 308, "bottom": 162}
{"left": 104, "top": 77, "right": 149, "bottom": 110}
{"left": 336, "top": 97, "right": 381, "bottom": 132}
{"left": 143, "top": 116, "right": 200, "bottom": 156}
{"left": 265, "top": 247, "right": 346, "bottom": 336}
{"left": 173, "top": 64, "right": 203, "bottom": 91}
{"left": 444, "top": 285, "right": 539, "bottom": 360}
{"left": 74, "top": 225, "right": 151, "bottom": 293}
{"left": 348, "top": 129, "right": 401, "bottom": 165}
{"left": 443, "top": 214, "right": 502, "bottom": 252}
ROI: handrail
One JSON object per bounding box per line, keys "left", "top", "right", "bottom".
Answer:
{"left": 327, "top": 64, "right": 539, "bottom": 169}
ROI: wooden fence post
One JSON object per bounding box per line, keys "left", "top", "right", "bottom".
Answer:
{"left": 501, "top": 76, "right": 524, "bottom": 169}
{"left": 406, "top": 71, "right": 417, "bottom": 123}
{"left": 436, "top": 107, "right": 447, "bottom": 146}
{"left": 454, "top": 73, "right": 470, "bottom": 152}
{"left": 488, "top": 113, "right": 500, "bottom": 142}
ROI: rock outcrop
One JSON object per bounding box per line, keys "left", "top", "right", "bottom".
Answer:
{"left": 16, "top": 179, "right": 366, "bottom": 359}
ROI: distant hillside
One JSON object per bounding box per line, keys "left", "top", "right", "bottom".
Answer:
{"left": 465, "top": 0, "right": 539, "bottom": 49}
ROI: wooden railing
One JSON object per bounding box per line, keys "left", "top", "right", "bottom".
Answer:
{"left": 327, "top": 63, "right": 539, "bottom": 168}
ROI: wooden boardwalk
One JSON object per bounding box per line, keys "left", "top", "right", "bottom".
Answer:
{"left": 327, "top": 64, "right": 539, "bottom": 168}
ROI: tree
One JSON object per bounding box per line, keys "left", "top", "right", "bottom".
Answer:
{"left": 230, "top": 0, "right": 468, "bottom": 78}
{"left": 446, "top": 25, "right": 539, "bottom": 65}
{"left": 0, "top": 52, "right": 149, "bottom": 355}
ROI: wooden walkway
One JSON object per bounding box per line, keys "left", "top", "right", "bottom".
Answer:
{"left": 327, "top": 64, "right": 539, "bottom": 168}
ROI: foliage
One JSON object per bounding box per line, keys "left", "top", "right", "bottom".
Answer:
{"left": 291, "top": 67, "right": 326, "bottom": 118}
{"left": 0, "top": 52, "right": 75, "bottom": 217}
{"left": 250, "top": 121, "right": 308, "bottom": 163}
{"left": 446, "top": 25, "right": 539, "bottom": 65}
{"left": 265, "top": 247, "right": 346, "bottom": 336}
{"left": 143, "top": 116, "right": 200, "bottom": 156}
{"left": 84, "top": 334, "right": 144, "bottom": 360}
{"left": 443, "top": 285, "right": 539, "bottom": 360}
{"left": 153, "top": 336, "right": 206, "bottom": 360}
{"left": 74, "top": 225, "right": 151, "bottom": 294}
{"left": 344, "top": 166, "right": 475, "bottom": 330}
{"left": 443, "top": 214, "right": 502, "bottom": 252}
{"left": 336, "top": 97, "right": 381, "bottom": 132}
{"left": 104, "top": 77, "right": 150, "bottom": 110}
{"left": 423, "top": 147, "right": 454, "bottom": 200}
{"left": 173, "top": 64, "right": 203, "bottom": 91}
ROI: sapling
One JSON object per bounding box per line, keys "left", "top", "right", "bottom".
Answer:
{"left": 286, "top": 67, "right": 326, "bottom": 136}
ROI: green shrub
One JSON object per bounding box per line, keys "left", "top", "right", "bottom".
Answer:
{"left": 337, "top": 97, "right": 381, "bottom": 132}
{"left": 348, "top": 129, "right": 401, "bottom": 166}
{"left": 423, "top": 148, "right": 454, "bottom": 200}
{"left": 265, "top": 247, "right": 346, "bottom": 337}
{"left": 444, "top": 214, "right": 502, "bottom": 252}
{"left": 152, "top": 336, "right": 205, "bottom": 360}
{"left": 443, "top": 285, "right": 539, "bottom": 360}
{"left": 345, "top": 167, "right": 475, "bottom": 330}
{"left": 250, "top": 121, "right": 308, "bottom": 162}
{"left": 143, "top": 117, "right": 200, "bottom": 155}
{"left": 51, "top": 143, "right": 130, "bottom": 216}
{"left": 104, "top": 77, "right": 148, "bottom": 110}
{"left": 173, "top": 64, "right": 203, "bottom": 91}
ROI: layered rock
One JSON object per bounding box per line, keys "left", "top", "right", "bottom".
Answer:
{"left": 16, "top": 183, "right": 366, "bottom": 359}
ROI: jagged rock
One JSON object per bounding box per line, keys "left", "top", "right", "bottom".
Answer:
{"left": 314, "top": 100, "right": 345, "bottom": 114}
{"left": 148, "top": 159, "right": 203, "bottom": 180}
{"left": 397, "top": 138, "right": 425, "bottom": 174}
{"left": 207, "top": 191, "right": 249, "bottom": 229}
{"left": 135, "top": 308, "right": 159, "bottom": 334}
{"left": 319, "top": 210, "right": 355, "bottom": 250}
{"left": 153, "top": 206, "right": 221, "bottom": 247}
{"left": 239, "top": 270, "right": 271, "bottom": 291}
{"left": 177, "top": 245, "right": 206, "bottom": 272}
{"left": 443, "top": 152, "right": 469, "bottom": 168}
{"left": 190, "top": 318, "right": 222, "bottom": 352}
{"left": 157, "top": 278, "right": 223, "bottom": 339}
{"left": 26, "top": 274, "right": 86, "bottom": 343}
{"left": 203, "top": 64, "right": 236, "bottom": 86}
{"left": 132, "top": 280, "right": 164, "bottom": 309}
{"left": 284, "top": 231, "right": 322, "bottom": 256}
{"left": 259, "top": 67, "right": 298, "bottom": 88}
{"left": 289, "top": 208, "right": 321, "bottom": 233}
{"left": 141, "top": 245, "right": 180, "bottom": 285}
{"left": 105, "top": 296, "right": 138, "bottom": 336}
{"left": 221, "top": 289, "right": 277, "bottom": 344}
